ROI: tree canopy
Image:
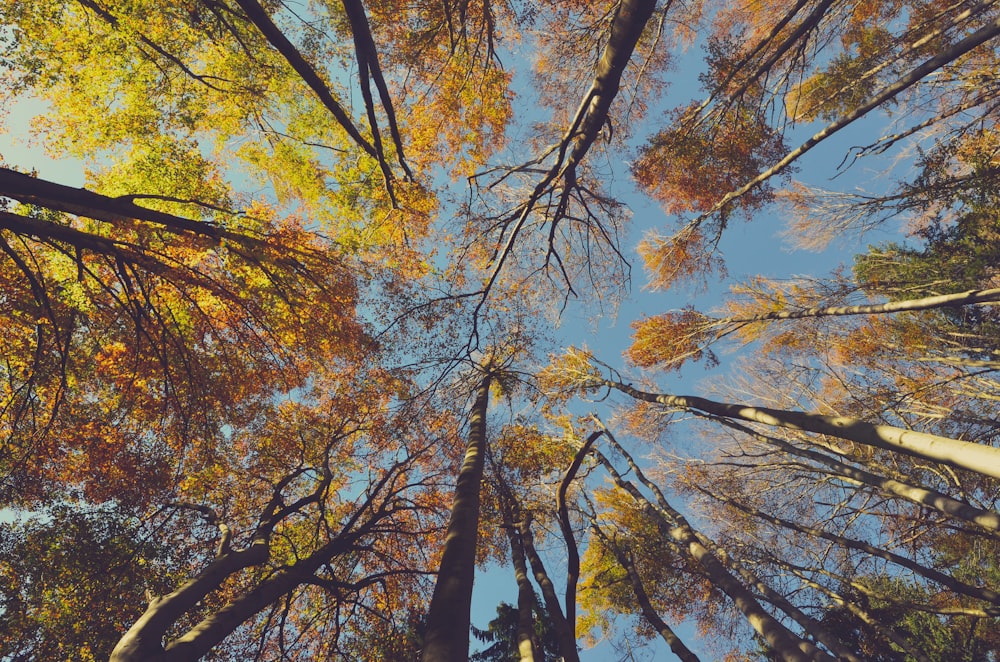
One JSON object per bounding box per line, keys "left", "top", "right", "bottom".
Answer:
{"left": 2, "top": 0, "right": 1000, "bottom": 660}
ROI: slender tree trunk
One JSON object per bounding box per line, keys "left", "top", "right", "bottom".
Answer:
{"left": 726, "top": 286, "right": 1000, "bottom": 324}
{"left": 560, "top": 0, "right": 658, "bottom": 171}
{"left": 715, "top": 493, "right": 1000, "bottom": 607}
{"left": 111, "top": 460, "right": 399, "bottom": 661}
{"left": 604, "top": 380, "right": 1000, "bottom": 480}
{"left": 589, "top": 521, "right": 701, "bottom": 662}
{"left": 556, "top": 430, "right": 602, "bottom": 645}
{"left": 478, "top": 0, "right": 657, "bottom": 298}
{"left": 499, "top": 492, "right": 539, "bottom": 661}
{"left": 422, "top": 371, "right": 492, "bottom": 662}
{"left": 692, "top": 528, "right": 861, "bottom": 662}
{"left": 713, "top": 417, "right": 1000, "bottom": 534}
{"left": 594, "top": 449, "right": 836, "bottom": 662}
{"left": 231, "top": 0, "right": 378, "bottom": 160}
{"left": 512, "top": 538, "right": 539, "bottom": 662}
{"left": 519, "top": 516, "right": 581, "bottom": 662}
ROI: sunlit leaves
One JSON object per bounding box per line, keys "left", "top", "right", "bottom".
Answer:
{"left": 627, "top": 308, "right": 718, "bottom": 372}
{"left": 579, "top": 488, "right": 712, "bottom": 645}
{"left": 2, "top": 0, "right": 440, "bottom": 253}
{"left": 536, "top": 346, "right": 604, "bottom": 405}
{"left": 0, "top": 187, "right": 369, "bottom": 508}
{"left": 636, "top": 228, "right": 725, "bottom": 292}
{"left": 405, "top": 50, "right": 513, "bottom": 178}
{"left": 787, "top": 45, "right": 886, "bottom": 123}
{"left": 633, "top": 102, "right": 788, "bottom": 219}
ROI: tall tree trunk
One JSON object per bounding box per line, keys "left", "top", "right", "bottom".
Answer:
{"left": 510, "top": 531, "right": 539, "bottom": 662}
{"left": 478, "top": 0, "right": 657, "bottom": 299}
{"left": 422, "top": 371, "right": 492, "bottom": 662}
{"left": 594, "top": 449, "right": 837, "bottom": 662}
{"left": 604, "top": 380, "right": 1000, "bottom": 480}
{"left": 111, "top": 533, "right": 355, "bottom": 661}
{"left": 519, "top": 515, "right": 581, "bottom": 662}
{"left": 589, "top": 521, "right": 702, "bottom": 662}
{"left": 110, "top": 540, "right": 270, "bottom": 662}
{"left": 497, "top": 485, "right": 540, "bottom": 662}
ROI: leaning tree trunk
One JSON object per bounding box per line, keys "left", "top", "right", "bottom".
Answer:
{"left": 725, "top": 286, "right": 1000, "bottom": 324}
{"left": 604, "top": 380, "right": 1000, "bottom": 480}
{"left": 589, "top": 521, "right": 702, "bottom": 662}
{"left": 422, "top": 371, "right": 492, "bottom": 662}
{"left": 594, "top": 448, "right": 837, "bottom": 662}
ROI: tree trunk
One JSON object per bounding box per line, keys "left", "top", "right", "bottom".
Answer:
{"left": 499, "top": 492, "right": 539, "bottom": 662}
{"left": 716, "top": 417, "right": 1000, "bottom": 534}
{"left": 111, "top": 534, "right": 354, "bottom": 661}
{"left": 110, "top": 540, "right": 270, "bottom": 661}
{"left": 422, "top": 371, "right": 492, "bottom": 662}
{"left": 231, "top": 0, "right": 378, "bottom": 160}
{"left": 519, "top": 516, "right": 580, "bottom": 662}
{"left": 791, "top": 571, "right": 932, "bottom": 662}
{"left": 605, "top": 380, "right": 1000, "bottom": 480}
{"left": 726, "top": 286, "right": 1000, "bottom": 324}
{"left": 590, "top": 521, "right": 701, "bottom": 662}
{"left": 556, "top": 430, "right": 602, "bottom": 645}
{"left": 595, "top": 449, "right": 836, "bottom": 662}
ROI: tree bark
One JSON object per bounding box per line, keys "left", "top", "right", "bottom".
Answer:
{"left": 231, "top": 0, "right": 378, "bottom": 160}
{"left": 791, "top": 570, "right": 932, "bottom": 662}
{"left": 594, "top": 449, "right": 835, "bottom": 662}
{"left": 111, "top": 533, "right": 356, "bottom": 661}
{"left": 605, "top": 380, "right": 1000, "bottom": 480}
{"left": 715, "top": 417, "right": 1000, "bottom": 534}
{"left": 0, "top": 167, "right": 244, "bottom": 244}
{"left": 110, "top": 540, "right": 269, "bottom": 661}
{"left": 478, "top": 0, "right": 657, "bottom": 301}
{"left": 559, "top": 0, "right": 658, "bottom": 174}
{"left": 519, "top": 516, "right": 580, "bottom": 662}
{"left": 111, "top": 459, "right": 404, "bottom": 660}
{"left": 498, "top": 490, "right": 539, "bottom": 662}
{"left": 589, "top": 521, "right": 701, "bottom": 662}
{"left": 422, "top": 371, "right": 492, "bottom": 662}
{"left": 556, "top": 430, "right": 602, "bottom": 644}
{"left": 725, "top": 286, "right": 1000, "bottom": 324}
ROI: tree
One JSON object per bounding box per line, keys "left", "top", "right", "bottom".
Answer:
{"left": 470, "top": 600, "right": 562, "bottom": 662}
{"left": 0, "top": 505, "right": 181, "bottom": 661}
{"left": 423, "top": 369, "right": 493, "bottom": 662}
{"left": 4, "top": 0, "right": 1000, "bottom": 659}
{"left": 539, "top": 264, "right": 1000, "bottom": 657}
